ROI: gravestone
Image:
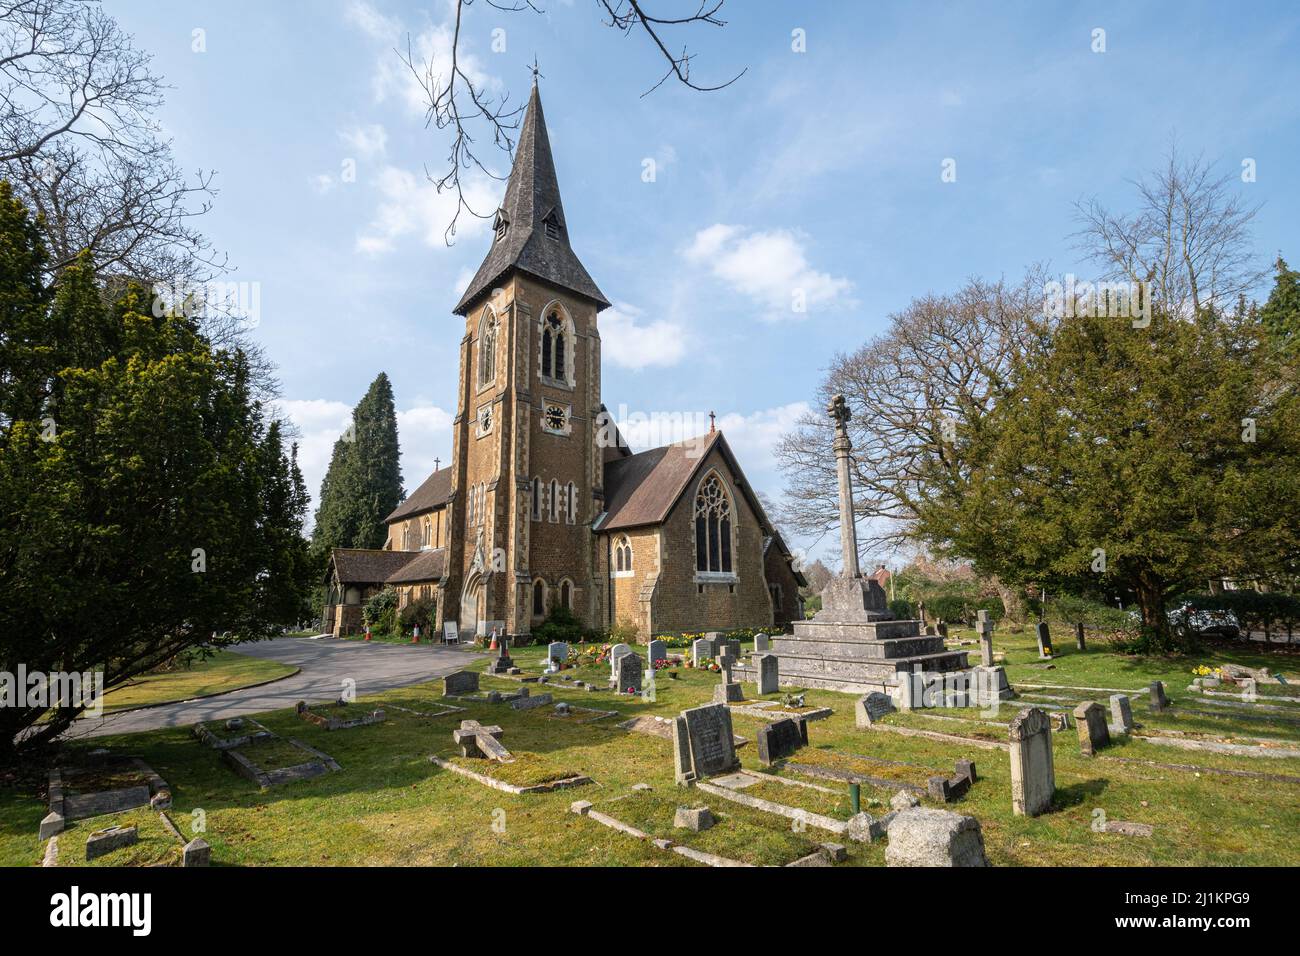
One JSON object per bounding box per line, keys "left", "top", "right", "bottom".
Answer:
{"left": 615, "top": 652, "right": 643, "bottom": 694}
{"left": 1109, "top": 694, "right": 1134, "bottom": 734}
{"left": 885, "top": 808, "right": 989, "bottom": 867}
{"left": 452, "top": 720, "right": 510, "bottom": 761}
{"left": 754, "top": 653, "right": 779, "bottom": 695}
{"left": 1008, "top": 707, "right": 1055, "bottom": 817}
{"left": 444, "top": 671, "right": 479, "bottom": 696}
{"left": 976, "top": 610, "right": 994, "bottom": 667}
{"left": 754, "top": 633, "right": 771, "bottom": 653}
{"left": 85, "top": 825, "right": 138, "bottom": 862}
{"left": 646, "top": 639, "right": 667, "bottom": 666}
{"left": 692, "top": 638, "right": 714, "bottom": 667}
{"left": 713, "top": 651, "right": 743, "bottom": 703}
{"left": 1072, "top": 701, "right": 1110, "bottom": 756}
{"left": 674, "top": 806, "right": 714, "bottom": 832}
{"left": 182, "top": 837, "right": 211, "bottom": 867}
{"left": 1149, "top": 680, "right": 1169, "bottom": 712}
{"left": 936, "top": 621, "right": 949, "bottom": 640}
{"left": 1034, "top": 621, "right": 1053, "bottom": 658}
{"left": 487, "top": 638, "right": 514, "bottom": 675}
{"left": 927, "top": 759, "right": 977, "bottom": 802}
{"left": 756, "top": 716, "right": 808, "bottom": 766}
{"left": 609, "top": 643, "right": 633, "bottom": 679}
{"left": 545, "top": 642, "right": 569, "bottom": 673}
{"left": 855, "top": 691, "right": 895, "bottom": 727}
{"left": 1074, "top": 622, "right": 1086, "bottom": 651}
{"left": 672, "top": 703, "right": 739, "bottom": 784}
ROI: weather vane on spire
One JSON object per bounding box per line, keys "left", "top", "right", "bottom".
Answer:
{"left": 529, "top": 56, "right": 543, "bottom": 84}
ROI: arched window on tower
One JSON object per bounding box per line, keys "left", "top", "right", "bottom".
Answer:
{"left": 566, "top": 481, "right": 577, "bottom": 524}
{"left": 540, "top": 308, "right": 572, "bottom": 385}
{"left": 478, "top": 310, "right": 498, "bottom": 386}
{"left": 531, "top": 477, "right": 541, "bottom": 521}
{"left": 694, "top": 472, "right": 733, "bottom": 575}
{"left": 549, "top": 479, "right": 560, "bottom": 523}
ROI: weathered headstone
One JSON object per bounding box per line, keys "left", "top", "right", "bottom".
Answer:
{"left": 1008, "top": 707, "right": 1055, "bottom": 817}
{"left": 717, "top": 651, "right": 735, "bottom": 682}
{"left": 672, "top": 703, "right": 739, "bottom": 784}
{"left": 754, "top": 652, "right": 779, "bottom": 695}
{"left": 1149, "top": 680, "right": 1169, "bottom": 712}
{"left": 1109, "top": 694, "right": 1134, "bottom": 734}
{"left": 927, "top": 760, "right": 977, "bottom": 802}
{"left": 487, "top": 638, "right": 514, "bottom": 675}
{"left": 1034, "top": 621, "right": 1053, "bottom": 658}
{"left": 1074, "top": 622, "right": 1086, "bottom": 651}
{"left": 182, "top": 837, "right": 211, "bottom": 867}
{"left": 85, "top": 825, "right": 138, "bottom": 862}
{"left": 756, "top": 716, "right": 808, "bottom": 766}
{"left": 545, "top": 642, "right": 569, "bottom": 673}
{"left": 855, "top": 691, "right": 895, "bottom": 727}
{"left": 674, "top": 806, "right": 714, "bottom": 831}
{"left": 608, "top": 642, "right": 632, "bottom": 677}
{"left": 936, "top": 620, "right": 949, "bottom": 640}
{"left": 443, "top": 671, "right": 479, "bottom": 696}
{"left": 691, "top": 638, "right": 714, "bottom": 667}
{"left": 1072, "top": 701, "right": 1110, "bottom": 756}
{"left": 976, "top": 610, "right": 994, "bottom": 667}
{"left": 884, "top": 808, "right": 989, "bottom": 867}
{"left": 452, "top": 720, "right": 511, "bottom": 761}
{"left": 615, "top": 651, "right": 643, "bottom": 694}
{"left": 646, "top": 639, "right": 667, "bottom": 666}
{"left": 754, "top": 632, "right": 771, "bottom": 653}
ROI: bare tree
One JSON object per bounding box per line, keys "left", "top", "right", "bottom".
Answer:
{"left": 0, "top": 1, "right": 272, "bottom": 388}
{"left": 774, "top": 273, "right": 1044, "bottom": 621}
{"left": 1073, "top": 147, "right": 1266, "bottom": 317}
{"left": 403, "top": 0, "right": 745, "bottom": 242}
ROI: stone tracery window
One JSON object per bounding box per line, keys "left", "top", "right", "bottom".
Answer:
{"left": 613, "top": 535, "right": 633, "bottom": 575}
{"left": 694, "top": 472, "right": 733, "bottom": 575}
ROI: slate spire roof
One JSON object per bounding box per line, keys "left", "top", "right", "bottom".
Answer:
{"left": 453, "top": 81, "right": 610, "bottom": 315}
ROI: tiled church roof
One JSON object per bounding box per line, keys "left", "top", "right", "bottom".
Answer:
{"left": 599, "top": 432, "right": 725, "bottom": 530}
{"left": 385, "top": 548, "right": 446, "bottom": 584}
{"left": 453, "top": 82, "right": 610, "bottom": 316}
{"left": 331, "top": 549, "right": 418, "bottom": 585}
{"left": 384, "top": 468, "right": 453, "bottom": 523}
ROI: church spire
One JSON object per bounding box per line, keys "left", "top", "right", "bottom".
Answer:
{"left": 453, "top": 83, "right": 610, "bottom": 315}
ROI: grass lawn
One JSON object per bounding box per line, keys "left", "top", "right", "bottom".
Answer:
{"left": 96, "top": 649, "right": 298, "bottom": 714}
{"left": 2, "top": 633, "right": 1298, "bottom": 867}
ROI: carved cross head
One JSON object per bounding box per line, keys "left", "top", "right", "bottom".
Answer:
{"left": 827, "top": 393, "right": 851, "bottom": 430}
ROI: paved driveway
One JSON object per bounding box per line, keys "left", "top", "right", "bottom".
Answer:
{"left": 66, "top": 636, "right": 484, "bottom": 740}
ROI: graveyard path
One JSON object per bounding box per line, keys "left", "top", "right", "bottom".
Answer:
{"left": 63, "top": 636, "right": 485, "bottom": 740}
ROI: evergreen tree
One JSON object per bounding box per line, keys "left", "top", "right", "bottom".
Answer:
{"left": 1259, "top": 255, "right": 1300, "bottom": 348}
{"left": 914, "top": 308, "right": 1300, "bottom": 652}
{"left": 311, "top": 372, "right": 404, "bottom": 552}
{"left": 0, "top": 185, "right": 312, "bottom": 760}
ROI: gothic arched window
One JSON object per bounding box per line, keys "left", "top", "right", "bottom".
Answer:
{"left": 614, "top": 535, "right": 633, "bottom": 575}
{"left": 532, "top": 579, "right": 546, "bottom": 617}
{"left": 478, "top": 310, "right": 498, "bottom": 386}
{"left": 566, "top": 481, "right": 577, "bottom": 524}
{"left": 559, "top": 579, "right": 572, "bottom": 610}
{"left": 531, "top": 477, "right": 541, "bottom": 521}
{"left": 539, "top": 307, "right": 573, "bottom": 385}
{"left": 549, "top": 479, "right": 560, "bottom": 522}
{"left": 694, "top": 472, "right": 733, "bottom": 574}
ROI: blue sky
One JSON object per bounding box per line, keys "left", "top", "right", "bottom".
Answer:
{"left": 106, "top": 0, "right": 1300, "bottom": 566}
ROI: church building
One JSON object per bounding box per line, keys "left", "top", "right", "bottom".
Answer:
{"left": 322, "top": 83, "right": 805, "bottom": 642}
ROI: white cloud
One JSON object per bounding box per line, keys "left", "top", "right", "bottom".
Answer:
{"left": 309, "top": 173, "right": 338, "bottom": 195}
{"left": 714, "top": 402, "right": 810, "bottom": 470}
{"left": 356, "top": 164, "right": 497, "bottom": 254}
{"left": 685, "top": 224, "right": 854, "bottom": 321}
{"left": 340, "top": 122, "right": 388, "bottom": 159}
{"left": 600, "top": 301, "right": 687, "bottom": 370}
{"left": 344, "top": 0, "right": 401, "bottom": 42}
{"left": 397, "top": 403, "right": 455, "bottom": 482}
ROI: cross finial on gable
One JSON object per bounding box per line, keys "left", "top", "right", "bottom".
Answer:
{"left": 709, "top": 410, "right": 716, "bottom": 433}
{"left": 434, "top": 457, "right": 441, "bottom": 470}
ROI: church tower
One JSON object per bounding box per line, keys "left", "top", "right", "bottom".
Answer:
{"left": 444, "top": 81, "right": 611, "bottom": 638}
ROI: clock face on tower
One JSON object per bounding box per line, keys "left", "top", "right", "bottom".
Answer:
{"left": 542, "top": 402, "right": 570, "bottom": 435}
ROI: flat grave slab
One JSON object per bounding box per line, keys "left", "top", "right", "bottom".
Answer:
{"left": 296, "top": 700, "right": 386, "bottom": 730}
{"left": 193, "top": 717, "right": 274, "bottom": 750}
{"left": 222, "top": 737, "right": 341, "bottom": 789}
